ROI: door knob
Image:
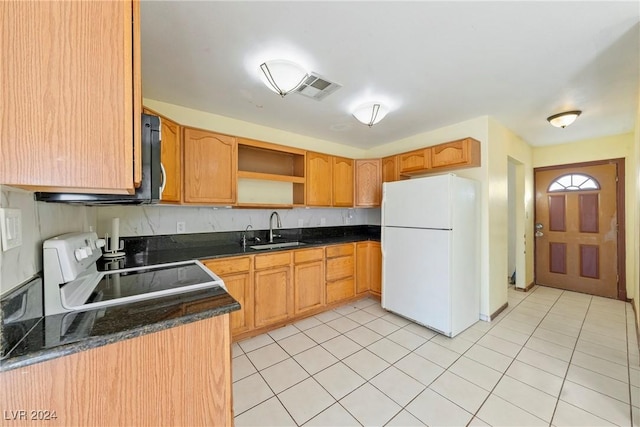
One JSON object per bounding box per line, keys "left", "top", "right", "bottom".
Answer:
{"left": 535, "top": 222, "right": 544, "bottom": 237}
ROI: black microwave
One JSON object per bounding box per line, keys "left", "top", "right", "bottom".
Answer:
{"left": 35, "top": 114, "right": 162, "bottom": 205}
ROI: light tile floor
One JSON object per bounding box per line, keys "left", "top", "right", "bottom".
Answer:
{"left": 232, "top": 286, "right": 640, "bottom": 426}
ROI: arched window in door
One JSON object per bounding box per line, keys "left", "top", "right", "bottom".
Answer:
{"left": 547, "top": 173, "right": 600, "bottom": 192}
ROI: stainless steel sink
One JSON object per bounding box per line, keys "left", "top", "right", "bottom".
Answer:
{"left": 250, "top": 241, "right": 306, "bottom": 250}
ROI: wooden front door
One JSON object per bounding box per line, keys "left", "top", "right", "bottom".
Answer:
{"left": 534, "top": 162, "right": 620, "bottom": 298}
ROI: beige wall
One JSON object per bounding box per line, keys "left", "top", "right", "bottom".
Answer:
{"left": 144, "top": 99, "right": 368, "bottom": 159}
{"left": 533, "top": 133, "right": 637, "bottom": 302}
{"left": 635, "top": 96, "right": 640, "bottom": 327}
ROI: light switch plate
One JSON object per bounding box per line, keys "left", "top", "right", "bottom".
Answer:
{"left": 0, "top": 208, "right": 23, "bottom": 251}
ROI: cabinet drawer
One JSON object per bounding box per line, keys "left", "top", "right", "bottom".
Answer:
{"left": 326, "top": 278, "right": 355, "bottom": 304}
{"left": 326, "top": 255, "right": 354, "bottom": 281}
{"left": 203, "top": 256, "right": 252, "bottom": 275}
{"left": 255, "top": 252, "right": 291, "bottom": 270}
{"left": 294, "top": 247, "right": 324, "bottom": 264}
{"left": 326, "top": 244, "right": 354, "bottom": 258}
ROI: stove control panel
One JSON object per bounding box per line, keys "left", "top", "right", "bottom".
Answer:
{"left": 43, "top": 232, "right": 103, "bottom": 283}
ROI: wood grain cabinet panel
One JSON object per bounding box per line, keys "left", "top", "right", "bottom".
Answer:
{"left": 204, "top": 257, "right": 253, "bottom": 336}
{"left": 183, "top": 128, "right": 237, "bottom": 204}
{"left": 332, "top": 156, "right": 354, "bottom": 207}
{"left": 254, "top": 252, "right": 292, "bottom": 328}
{"left": 399, "top": 148, "right": 431, "bottom": 174}
{"left": 0, "top": 315, "right": 233, "bottom": 427}
{"left": 382, "top": 156, "right": 400, "bottom": 183}
{"left": 355, "top": 159, "right": 381, "bottom": 207}
{"left": 294, "top": 259, "right": 325, "bottom": 315}
{"left": 325, "top": 243, "right": 355, "bottom": 304}
{"left": 430, "top": 137, "right": 481, "bottom": 170}
{"left": 1, "top": 0, "right": 141, "bottom": 193}
{"left": 254, "top": 266, "right": 292, "bottom": 328}
{"left": 370, "top": 242, "right": 382, "bottom": 295}
{"left": 306, "top": 152, "right": 332, "bottom": 206}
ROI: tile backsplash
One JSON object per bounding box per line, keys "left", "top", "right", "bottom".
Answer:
{"left": 96, "top": 205, "right": 380, "bottom": 237}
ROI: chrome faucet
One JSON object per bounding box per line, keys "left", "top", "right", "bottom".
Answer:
{"left": 242, "top": 224, "right": 253, "bottom": 248}
{"left": 269, "top": 211, "right": 282, "bottom": 243}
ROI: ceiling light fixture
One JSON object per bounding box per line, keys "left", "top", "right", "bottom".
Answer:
{"left": 259, "top": 60, "right": 308, "bottom": 97}
{"left": 547, "top": 110, "right": 582, "bottom": 128}
{"left": 352, "top": 102, "right": 389, "bottom": 127}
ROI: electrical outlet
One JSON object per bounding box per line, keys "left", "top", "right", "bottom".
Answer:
{"left": 176, "top": 221, "right": 186, "bottom": 233}
{"left": 320, "top": 217, "right": 326, "bottom": 226}
{"left": 0, "top": 208, "right": 22, "bottom": 251}
{"left": 297, "top": 219, "right": 304, "bottom": 227}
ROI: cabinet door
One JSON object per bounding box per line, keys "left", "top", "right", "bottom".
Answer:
{"left": 183, "top": 128, "right": 237, "bottom": 204}
{"left": 382, "top": 156, "right": 399, "bottom": 183}
{"left": 355, "top": 242, "right": 371, "bottom": 294}
{"left": 431, "top": 138, "right": 480, "bottom": 169}
{"left": 306, "top": 152, "right": 332, "bottom": 206}
{"left": 2, "top": 1, "right": 140, "bottom": 193}
{"left": 332, "top": 157, "right": 354, "bottom": 207}
{"left": 370, "top": 242, "right": 382, "bottom": 295}
{"left": 142, "top": 111, "right": 182, "bottom": 203}
{"left": 294, "top": 260, "right": 325, "bottom": 315}
{"left": 355, "top": 159, "right": 381, "bottom": 207}
{"left": 203, "top": 257, "right": 253, "bottom": 336}
{"left": 399, "top": 148, "right": 431, "bottom": 174}
{"left": 254, "top": 267, "right": 291, "bottom": 327}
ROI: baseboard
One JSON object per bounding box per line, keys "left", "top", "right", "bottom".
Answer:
{"left": 489, "top": 302, "right": 508, "bottom": 321}
{"left": 514, "top": 281, "right": 535, "bottom": 292}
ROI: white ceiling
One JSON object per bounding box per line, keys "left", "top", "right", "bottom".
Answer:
{"left": 140, "top": 1, "right": 640, "bottom": 149}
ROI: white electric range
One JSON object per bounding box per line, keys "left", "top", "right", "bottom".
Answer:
{"left": 43, "top": 232, "right": 226, "bottom": 316}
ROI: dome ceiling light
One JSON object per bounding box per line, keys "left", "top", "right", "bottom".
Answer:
{"left": 547, "top": 110, "right": 582, "bottom": 128}
{"left": 352, "top": 102, "right": 389, "bottom": 127}
{"left": 259, "top": 59, "right": 308, "bottom": 97}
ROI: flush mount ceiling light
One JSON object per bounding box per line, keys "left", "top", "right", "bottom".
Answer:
{"left": 259, "top": 60, "right": 308, "bottom": 97}
{"left": 547, "top": 110, "right": 582, "bottom": 128}
{"left": 352, "top": 102, "right": 390, "bottom": 127}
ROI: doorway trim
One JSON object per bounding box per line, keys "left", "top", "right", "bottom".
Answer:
{"left": 533, "top": 158, "right": 626, "bottom": 300}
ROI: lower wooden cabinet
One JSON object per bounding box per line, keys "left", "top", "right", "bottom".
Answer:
{"left": 203, "top": 256, "right": 253, "bottom": 336}
{"left": 325, "top": 243, "right": 355, "bottom": 304}
{"left": 293, "top": 248, "right": 325, "bottom": 315}
{"left": 356, "top": 241, "right": 382, "bottom": 295}
{"left": 253, "top": 252, "right": 293, "bottom": 328}
{"left": 0, "top": 315, "right": 233, "bottom": 427}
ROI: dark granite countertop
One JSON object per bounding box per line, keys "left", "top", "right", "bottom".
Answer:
{"left": 1, "top": 225, "right": 378, "bottom": 372}
{"left": 1, "top": 282, "right": 239, "bottom": 372}
{"left": 99, "top": 225, "right": 380, "bottom": 270}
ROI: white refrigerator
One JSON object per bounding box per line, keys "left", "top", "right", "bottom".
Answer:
{"left": 381, "top": 173, "right": 480, "bottom": 337}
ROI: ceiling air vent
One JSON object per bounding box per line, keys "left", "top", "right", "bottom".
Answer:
{"left": 295, "top": 72, "right": 342, "bottom": 101}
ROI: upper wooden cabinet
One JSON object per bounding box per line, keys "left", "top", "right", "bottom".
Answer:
{"left": 355, "top": 159, "right": 381, "bottom": 207}
{"left": 1, "top": 1, "right": 141, "bottom": 194}
{"left": 183, "top": 128, "right": 237, "bottom": 204}
{"left": 306, "top": 152, "right": 332, "bottom": 206}
{"left": 332, "top": 157, "right": 354, "bottom": 207}
{"left": 431, "top": 137, "right": 481, "bottom": 170}
{"left": 382, "top": 156, "right": 400, "bottom": 183}
{"left": 399, "top": 148, "right": 431, "bottom": 175}
{"left": 143, "top": 109, "right": 181, "bottom": 203}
